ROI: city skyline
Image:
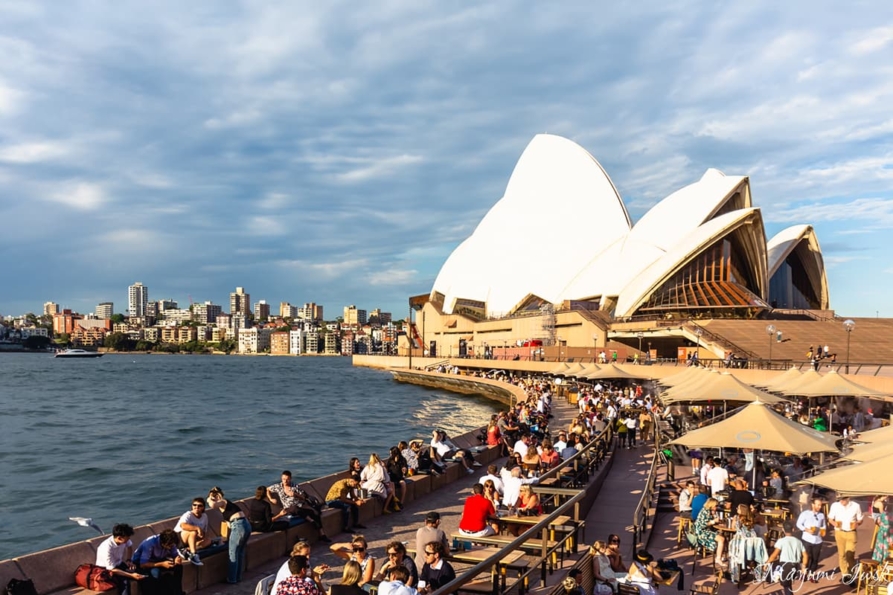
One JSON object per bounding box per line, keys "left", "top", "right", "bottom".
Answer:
{"left": 2, "top": 3, "right": 893, "bottom": 318}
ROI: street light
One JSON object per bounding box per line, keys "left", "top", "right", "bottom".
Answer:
{"left": 766, "top": 324, "right": 776, "bottom": 367}
{"left": 636, "top": 331, "right": 644, "bottom": 354}
{"left": 843, "top": 319, "right": 855, "bottom": 374}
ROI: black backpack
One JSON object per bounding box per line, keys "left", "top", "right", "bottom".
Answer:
{"left": 5, "top": 579, "right": 38, "bottom": 595}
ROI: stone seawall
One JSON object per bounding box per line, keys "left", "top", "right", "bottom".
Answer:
{"left": 389, "top": 369, "right": 527, "bottom": 407}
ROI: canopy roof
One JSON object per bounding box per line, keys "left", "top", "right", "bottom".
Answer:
{"left": 661, "top": 373, "right": 788, "bottom": 405}
{"left": 777, "top": 370, "right": 892, "bottom": 399}
{"left": 583, "top": 364, "right": 652, "bottom": 381}
{"left": 658, "top": 367, "right": 710, "bottom": 388}
{"left": 853, "top": 424, "right": 893, "bottom": 444}
{"left": 797, "top": 459, "right": 893, "bottom": 497}
{"left": 768, "top": 368, "right": 823, "bottom": 394}
{"left": 840, "top": 440, "right": 893, "bottom": 463}
{"left": 549, "top": 363, "right": 571, "bottom": 375}
{"left": 667, "top": 401, "right": 839, "bottom": 454}
{"left": 753, "top": 366, "right": 801, "bottom": 389}
{"left": 563, "top": 362, "right": 589, "bottom": 377}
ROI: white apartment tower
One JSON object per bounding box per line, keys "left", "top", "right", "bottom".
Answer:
{"left": 95, "top": 302, "right": 114, "bottom": 319}
{"left": 128, "top": 282, "right": 149, "bottom": 317}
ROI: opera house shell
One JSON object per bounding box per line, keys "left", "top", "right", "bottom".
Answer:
{"left": 431, "top": 134, "right": 829, "bottom": 320}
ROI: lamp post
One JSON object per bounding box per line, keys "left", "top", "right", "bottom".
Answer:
{"left": 843, "top": 319, "right": 855, "bottom": 374}
{"left": 636, "top": 332, "right": 644, "bottom": 354}
{"left": 766, "top": 324, "right": 776, "bottom": 368}
{"left": 407, "top": 301, "right": 413, "bottom": 370}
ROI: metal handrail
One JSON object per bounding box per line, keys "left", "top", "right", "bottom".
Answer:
{"left": 632, "top": 413, "right": 662, "bottom": 550}
{"left": 431, "top": 488, "right": 590, "bottom": 595}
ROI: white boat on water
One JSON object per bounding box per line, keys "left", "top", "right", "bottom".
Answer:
{"left": 54, "top": 349, "right": 103, "bottom": 359}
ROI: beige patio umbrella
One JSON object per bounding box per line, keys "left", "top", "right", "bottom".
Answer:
{"left": 840, "top": 440, "right": 893, "bottom": 463}
{"left": 667, "top": 401, "right": 839, "bottom": 454}
{"left": 778, "top": 370, "right": 893, "bottom": 400}
{"left": 564, "top": 362, "right": 589, "bottom": 377}
{"left": 658, "top": 366, "right": 711, "bottom": 387}
{"left": 659, "top": 369, "right": 718, "bottom": 396}
{"left": 661, "top": 373, "right": 790, "bottom": 405}
{"left": 767, "top": 368, "right": 823, "bottom": 394}
{"left": 549, "top": 362, "right": 571, "bottom": 375}
{"left": 852, "top": 424, "right": 893, "bottom": 444}
{"left": 753, "top": 366, "right": 802, "bottom": 390}
{"left": 797, "top": 458, "right": 893, "bottom": 497}
{"left": 583, "top": 363, "right": 652, "bottom": 381}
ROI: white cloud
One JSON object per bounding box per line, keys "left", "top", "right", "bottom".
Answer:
{"left": 204, "top": 108, "right": 262, "bottom": 130}
{"left": 0, "top": 79, "right": 24, "bottom": 115}
{"left": 246, "top": 215, "right": 287, "bottom": 236}
{"left": 334, "top": 154, "right": 424, "bottom": 183}
{"left": 0, "top": 141, "right": 68, "bottom": 163}
{"left": 366, "top": 268, "right": 418, "bottom": 286}
{"left": 46, "top": 182, "right": 105, "bottom": 210}
{"left": 850, "top": 26, "right": 893, "bottom": 55}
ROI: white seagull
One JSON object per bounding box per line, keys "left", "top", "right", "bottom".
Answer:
{"left": 69, "top": 517, "right": 103, "bottom": 534}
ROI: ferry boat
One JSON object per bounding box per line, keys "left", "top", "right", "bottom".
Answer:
{"left": 54, "top": 348, "right": 103, "bottom": 358}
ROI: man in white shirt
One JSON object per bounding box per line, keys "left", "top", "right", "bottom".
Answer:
{"left": 828, "top": 495, "right": 864, "bottom": 578}
{"left": 706, "top": 462, "right": 729, "bottom": 496}
{"left": 512, "top": 435, "right": 530, "bottom": 459}
{"left": 795, "top": 497, "right": 826, "bottom": 582}
{"left": 95, "top": 523, "right": 144, "bottom": 595}
{"left": 502, "top": 467, "right": 537, "bottom": 508}
{"left": 378, "top": 566, "right": 418, "bottom": 595}
{"left": 700, "top": 457, "right": 715, "bottom": 487}
{"left": 173, "top": 498, "right": 210, "bottom": 564}
{"left": 553, "top": 432, "right": 568, "bottom": 453}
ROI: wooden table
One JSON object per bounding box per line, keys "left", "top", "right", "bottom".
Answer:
{"left": 407, "top": 546, "right": 529, "bottom": 592}
{"left": 493, "top": 514, "right": 577, "bottom": 551}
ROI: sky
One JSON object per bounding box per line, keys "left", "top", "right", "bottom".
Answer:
{"left": 1, "top": 1, "right": 892, "bottom": 319}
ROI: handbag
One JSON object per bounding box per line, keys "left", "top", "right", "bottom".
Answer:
{"left": 74, "top": 564, "right": 117, "bottom": 592}
{"left": 4, "top": 579, "right": 38, "bottom": 595}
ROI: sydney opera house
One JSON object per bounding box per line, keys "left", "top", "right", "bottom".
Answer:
{"left": 411, "top": 134, "right": 837, "bottom": 361}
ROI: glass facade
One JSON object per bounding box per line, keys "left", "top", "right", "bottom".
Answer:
{"left": 768, "top": 245, "right": 821, "bottom": 309}
{"left": 639, "top": 236, "right": 765, "bottom": 314}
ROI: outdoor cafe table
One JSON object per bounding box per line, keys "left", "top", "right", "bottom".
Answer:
{"left": 406, "top": 545, "right": 529, "bottom": 591}
{"left": 491, "top": 514, "right": 577, "bottom": 550}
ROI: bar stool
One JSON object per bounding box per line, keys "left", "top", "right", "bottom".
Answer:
{"left": 856, "top": 560, "right": 879, "bottom": 595}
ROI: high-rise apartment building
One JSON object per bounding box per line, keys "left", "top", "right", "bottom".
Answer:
{"left": 254, "top": 300, "right": 270, "bottom": 321}
{"left": 44, "top": 302, "right": 60, "bottom": 316}
{"left": 299, "top": 303, "right": 323, "bottom": 321}
{"left": 230, "top": 287, "right": 250, "bottom": 316}
{"left": 128, "top": 282, "right": 149, "bottom": 318}
{"left": 343, "top": 305, "right": 367, "bottom": 326}
{"left": 369, "top": 309, "right": 392, "bottom": 325}
{"left": 193, "top": 302, "right": 222, "bottom": 325}
{"left": 280, "top": 302, "right": 298, "bottom": 319}
{"left": 95, "top": 302, "right": 114, "bottom": 319}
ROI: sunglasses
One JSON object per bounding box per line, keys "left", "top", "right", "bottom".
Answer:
{"left": 387, "top": 552, "right": 399, "bottom": 557}
{"left": 352, "top": 546, "right": 366, "bottom": 552}
{"left": 610, "top": 539, "right": 620, "bottom": 543}
{"left": 425, "top": 551, "right": 436, "bottom": 556}
{"left": 192, "top": 504, "right": 205, "bottom": 508}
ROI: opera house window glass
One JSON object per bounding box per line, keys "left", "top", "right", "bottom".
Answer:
{"left": 640, "top": 238, "right": 764, "bottom": 314}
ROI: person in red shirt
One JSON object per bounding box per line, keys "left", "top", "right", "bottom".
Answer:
{"left": 458, "top": 484, "right": 499, "bottom": 537}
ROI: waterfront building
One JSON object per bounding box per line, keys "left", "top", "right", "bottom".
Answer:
{"left": 161, "top": 308, "right": 192, "bottom": 324}
{"left": 52, "top": 309, "right": 83, "bottom": 335}
{"left": 95, "top": 302, "right": 113, "bottom": 319}
{"left": 20, "top": 327, "right": 48, "bottom": 339}
{"left": 324, "top": 332, "right": 340, "bottom": 355}
{"left": 177, "top": 326, "right": 197, "bottom": 344}
{"left": 289, "top": 329, "right": 304, "bottom": 355}
{"left": 43, "top": 302, "right": 59, "bottom": 316}
{"left": 238, "top": 327, "right": 272, "bottom": 354}
{"left": 421, "top": 133, "right": 832, "bottom": 358}
{"left": 343, "top": 305, "right": 367, "bottom": 327}
{"left": 210, "top": 326, "right": 227, "bottom": 342}
{"left": 270, "top": 331, "right": 290, "bottom": 355}
{"left": 128, "top": 282, "right": 149, "bottom": 318}
{"left": 254, "top": 300, "right": 270, "bottom": 321}
{"left": 304, "top": 330, "right": 320, "bottom": 354}
{"left": 143, "top": 327, "right": 160, "bottom": 343}
{"left": 230, "top": 286, "right": 250, "bottom": 316}
{"left": 193, "top": 301, "right": 222, "bottom": 325}
{"left": 195, "top": 325, "right": 210, "bottom": 341}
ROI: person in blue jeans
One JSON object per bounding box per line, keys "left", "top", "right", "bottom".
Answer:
{"left": 207, "top": 487, "right": 252, "bottom": 584}
{"left": 326, "top": 478, "right": 367, "bottom": 533}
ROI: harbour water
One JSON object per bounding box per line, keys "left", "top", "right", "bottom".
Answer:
{"left": 0, "top": 353, "right": 498, "bottom": 560}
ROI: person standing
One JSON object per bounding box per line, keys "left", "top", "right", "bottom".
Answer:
{"left": 414, "top": 512, "right": 449, "bottom": 570}
{"left": 828, "top": 495, "right": 864, "bottom": 579}
{"left": 795, "top": 497, "right": 826, "bottom": 581}
{"left": 207, "top": 487, "right": 253, "bottom": 584}
{"left": 872, "top": 496, "right": 893, "bottom": 563}
{"left": 766, "top": 521, "right": 807, "bottom": 595}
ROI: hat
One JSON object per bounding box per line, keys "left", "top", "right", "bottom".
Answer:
{"left": 635, "top": 550, "right": 653, "bottom": 564}
{"left": 425, "top": 511, "right": 441, "bottom": 522}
